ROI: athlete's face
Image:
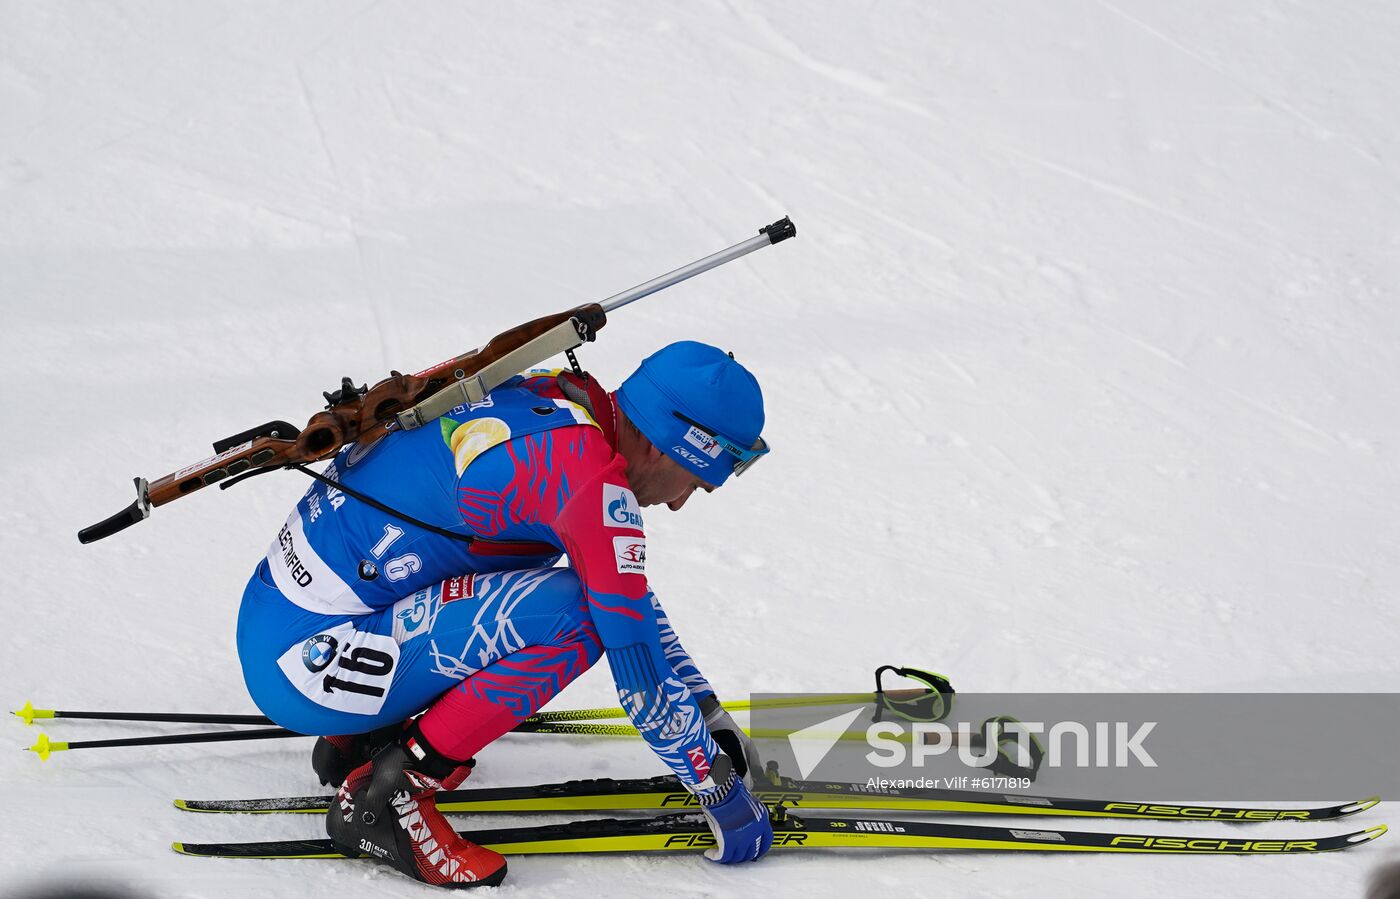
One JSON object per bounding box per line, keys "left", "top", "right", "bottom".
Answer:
{"left": 628, "top": 449, "right": 715, "bottom": 511}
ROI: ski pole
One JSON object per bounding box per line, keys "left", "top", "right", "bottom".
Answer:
{"left": 25, "top": 728, "right": 297, "bottom": 761}
{"left": 20, "top": 716, "right": 954, "bottom": 757}
{"left": 11, "top": 689, "right": 920, "bottom": 729}
{"left": 19, "top": 714, "right": 851, "bottom": 756}
{"left": 11, "top": 701, "right": 272, "bottom": 727}
{"left": 11, "top": 697, "right": 809, "bottom": 729}
{"left": 21, "top": 718, "right": 986, "bottom": 761}
{"left": 11, "top": 692, "right": 931, "bottom": 731}
{"left": 22, "top": 719, "right": 817, "bottom": 758}
{"left": 14, "top": 664, "right": 949, "bottom": 733}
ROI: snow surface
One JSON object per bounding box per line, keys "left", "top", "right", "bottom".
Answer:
{"left": 3, "top": 1, "right": 1399, "bottom": 896}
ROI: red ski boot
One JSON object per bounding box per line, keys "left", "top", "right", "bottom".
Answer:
{"left": 327, "top": 724, "right": 507, "bottom": 888}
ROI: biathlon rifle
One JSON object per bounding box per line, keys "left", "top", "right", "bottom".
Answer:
{"left": 79, "top": 217, "right": 796, "bottom": 544}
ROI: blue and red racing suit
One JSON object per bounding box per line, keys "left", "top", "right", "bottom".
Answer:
{"left": 236, "top": 370, "right": 722, "bottom": 788}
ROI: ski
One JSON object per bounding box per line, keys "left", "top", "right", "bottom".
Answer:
{"left": 174, "top": 774, "right": 1379, "bottom": 823}
{"left": 172, "top": 810, "right": 1387, "bottom": 860}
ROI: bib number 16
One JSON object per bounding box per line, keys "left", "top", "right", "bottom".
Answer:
{"left": 323, "top": 646, "right": 396, "bottom": 698}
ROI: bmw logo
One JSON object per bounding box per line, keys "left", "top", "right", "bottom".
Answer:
{"left": 358, "top": 560, "right": 379, "bottom": 581}
{"left": 301, "top": 634, "right": 339, "bottom": 673}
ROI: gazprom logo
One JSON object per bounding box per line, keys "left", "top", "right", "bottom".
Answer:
{"left": 603, "top": 483, "right": 644, "bottom": 529}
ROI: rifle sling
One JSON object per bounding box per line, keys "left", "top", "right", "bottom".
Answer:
{"left": 395, "top": 318, "right": 588, "bottom": 432}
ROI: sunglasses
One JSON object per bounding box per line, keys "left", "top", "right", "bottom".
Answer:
{"left": 671, "top": 411, "right": 771, "bottom": 476}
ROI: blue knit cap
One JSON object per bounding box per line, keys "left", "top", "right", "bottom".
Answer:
{"left": 616, "top": 341, "right": 765, "bottom": 487}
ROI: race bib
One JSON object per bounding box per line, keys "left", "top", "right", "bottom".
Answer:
{"left": 276, "top": 622, "right": 401, "bottom": 717}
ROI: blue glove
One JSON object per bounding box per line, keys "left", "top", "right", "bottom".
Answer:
{"left": 696, "top": 754, "right": 774, "bottom": 864}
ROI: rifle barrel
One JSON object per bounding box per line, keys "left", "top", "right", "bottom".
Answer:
{"left": 599, "top": 217, "right": 795, "bottom": 313}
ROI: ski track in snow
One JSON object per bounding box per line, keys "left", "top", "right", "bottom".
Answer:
{"left": 4, "top": 1, "right": 1400, "bottom": 896}
{"left": 1094, "top": 0, "right": 1385, "bottom": 169}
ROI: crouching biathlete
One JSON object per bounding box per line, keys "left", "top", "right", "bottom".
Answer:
{"left": 236, "top": 341, "right": 773, "bottom": 887}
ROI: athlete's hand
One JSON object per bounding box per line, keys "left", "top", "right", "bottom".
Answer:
{"left": 700, "top": 694, "right": 762, "bottom": 788}
{"left": 696, "top": 754, "right": 773, "bottom": 864}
